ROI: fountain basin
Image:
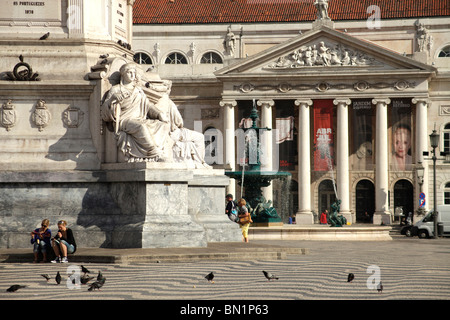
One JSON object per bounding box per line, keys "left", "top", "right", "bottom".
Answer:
{"left": 225, "top": 170, "right": 291, "bottom": 225}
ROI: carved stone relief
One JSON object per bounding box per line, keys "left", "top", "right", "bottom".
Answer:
{"left": 31, "top": 99, "right": 51, "bottom": 131}
{"left": 1, "top": 100, "right": 17, "bottom": 131}
{"left": 4, "top": 55, "right": 40, "bottom": 81}
{"left": 440, "top": 105, "right": 450, "bottom": 116}
{"left": 201, "top": 108, "right": 220, "bottom": 120}
{"left": 235, "top": 80, "right": 416, "bottom": 93}
{"left": 265, "top": 41, "right": 379, "bottom": 70}
{"left": 63, "top": 106, "right": 84, "bottom": 128}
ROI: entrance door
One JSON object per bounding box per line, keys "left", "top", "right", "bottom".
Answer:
{"left": 318, "top": 180, "right": 337, "bottom": 214}
{"left": 355, "top": 179, "right": 375, "bottom": 223}
{"left": 394, "top": 179, "right": 414, "bottom": 224}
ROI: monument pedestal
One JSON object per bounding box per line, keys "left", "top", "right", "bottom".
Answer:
{"left": 0, "top": 163, "right": 240, "bottom": 249}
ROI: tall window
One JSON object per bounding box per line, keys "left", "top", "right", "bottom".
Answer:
{"left": 438, "top": 46, "right": 450, "bottom": 58}
{"left": 133, "top": 52, "right": 153, "bottom": 65}
{"left": 165, "top": 52, "right": 188, "bottom": 64}
{"left": 200, "top": 52, "right": 223, "bottom": 64}
{"left": 443, "top": 123, "right": 450, "bottom": 154}
{"left": 444, "top": 182, "right": 450, "bottom": 204}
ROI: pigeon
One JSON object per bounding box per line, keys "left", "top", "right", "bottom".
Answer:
{"left": 97, "top": 270, "right": 105, "bottom": 282}
{"left": 55, "top": 271, "right": 61, "bottom": 285}
{"left": 6, "top": 285, "right": 26, "bottom": 292}
{"left": 99, "top": 54, "right": 109, "bottom": 59}
{"left": 88, "top": 280, "right": 104, "bottom": 291}
{"left": 19, "top": 54, "right": 24, "bottom": 62}
{"left": 39, "top": 32, "right": 50, "bottom": 40}
{"left": 80, "top": 275, "right": 94, "bottom": 285}
{"left": 347, "top": 273, "right": 355, "bottom": 282}
{"left": 205, "top": 272, "right": 215, "bottom": 283}
{"left": 41, "top": 274, "right": 51, "bottom": 282}
{"left": 81, "top": 265, "right": 91, "bottom": 274}
{"left": 262, "top": 271, "right": 279, "bottom": 281}
{"left": 377, "top": 281, "right": 383, "bottom": 293}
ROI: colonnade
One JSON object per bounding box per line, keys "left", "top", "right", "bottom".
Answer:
{"left": 220, "top": 97, "right": 430, "bottom": 225}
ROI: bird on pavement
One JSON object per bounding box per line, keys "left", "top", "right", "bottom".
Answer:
{"left": 41, "top": 274, "right": 51, "bottom": 282}
{"left": 377, "top": 281, "right": 383, "bottom": 293}
{"left": 6, "top": 285, "right": 26, "bottom": 292}
{"left": 39, "top": 32, "right": 49, "bottom": 40}
{"left": 81, "top": 275, "right": 94, "bottom": 285}
{"left": 347, "top": 273, "right": 355, "bottom": 282}
{"left": 262, "top": 271, "right": 279, "bottom": 281}
{"left": 88, "top": 280, "right": 104, "bottom": 291}
{"left": 205, "top": 272, "right": 215, "bottom": 283}
{"left": 81, "top": 265, "right": 91, "bottom": 274}
{"left": 55, "top": 271, "right": 61, "bottom": 285}
{"left": 97, "top": 270, "right": 105, "bottom": 282}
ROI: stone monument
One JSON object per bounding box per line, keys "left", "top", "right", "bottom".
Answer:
{"left": 0, "top": 0, "right": 240, "bottom": 248}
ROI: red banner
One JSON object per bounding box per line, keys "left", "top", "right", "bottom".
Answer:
{"left": 313, "top": 100, "right": 334, "bottom": 171}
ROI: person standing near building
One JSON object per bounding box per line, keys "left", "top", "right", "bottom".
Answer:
{"left": 320, "top": 210, "right": 328, "bottom": 224}
{"left": 237, "top": 198, "right": 252, "bottom": 243}
{"left": 225, "top": 194, "right": 238, "bottom": 222}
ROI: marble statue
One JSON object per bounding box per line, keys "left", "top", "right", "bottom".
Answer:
{"left": 314, "top": 0, "right": 330, "bottom": 20}
{"left": 415, "top": 22, "right": 433, "bottom": 53}
{"left": 224, "top": 26, "right": 236, "bottom": 57}
{"left": 101, "top": 62, "right": 210, "bottom": 168}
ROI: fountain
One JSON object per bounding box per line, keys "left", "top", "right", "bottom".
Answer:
{"left": 225, "top": 102, "right": 291, "bottom": 226}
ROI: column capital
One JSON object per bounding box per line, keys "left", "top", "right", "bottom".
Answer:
{"left": 412, "top": 97, "right": 431, "bottom": 106}
{"left": 333, "top": 98, "right": 351, "bottom": 106}
{"left": 257, "top": 99, "right": 275, "bottom": 107}
{"left": 372, "top": 98, "right": 391, "bottom": 105}
{"left": 294, "top": 99, "right": 313, "bottom": 107}
{"left": 219, "top": 99, "right": 237, "bottom": 108}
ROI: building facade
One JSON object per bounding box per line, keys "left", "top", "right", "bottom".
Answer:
{"left": 132, "top": 0, "right": 450, "bottom": 225}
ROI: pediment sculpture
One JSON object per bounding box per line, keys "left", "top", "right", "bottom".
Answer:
{"left": 266, "top": 41, "right": 378, "bottom": 70}
{"left": 101, "top": 62, "right": 210, "bottom": 169}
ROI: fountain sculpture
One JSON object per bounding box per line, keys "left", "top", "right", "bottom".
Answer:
{"left": 225, "top": 103, "right": 291, "bottom": 225}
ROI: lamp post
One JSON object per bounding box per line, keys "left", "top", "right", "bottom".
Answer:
{"left": 429, "top": 129, "right": 439, "bottom": 239}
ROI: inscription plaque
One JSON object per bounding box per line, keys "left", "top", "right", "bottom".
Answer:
{"left": 1, "top": 0, "right": 62, "bottom": 24}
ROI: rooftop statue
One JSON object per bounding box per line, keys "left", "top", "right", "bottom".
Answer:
{"left": 314, "top": 0, "right": 330, "bottom": 20}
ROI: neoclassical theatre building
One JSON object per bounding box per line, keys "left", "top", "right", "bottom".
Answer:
{"left": 132, "top": 0, "right": 450, "bottom": 225}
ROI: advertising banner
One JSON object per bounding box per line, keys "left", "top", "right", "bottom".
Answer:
{"left": 390, "top": 99, "right": 412, "bottom": 171}
{"left": 313, "top": 100, "right": 334, "bottom": 171}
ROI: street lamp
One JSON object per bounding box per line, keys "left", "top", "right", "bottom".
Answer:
{"left": 429, "top": 129, "right": 439, "bottom": 239}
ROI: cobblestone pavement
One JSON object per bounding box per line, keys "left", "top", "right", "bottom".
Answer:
{"left": 0, "top": 237, "right": 449, "bottom": 303}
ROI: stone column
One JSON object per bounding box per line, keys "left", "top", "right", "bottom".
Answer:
{"left": 295, "top": 99, "right": 314, "bottom": 224}
{"left": 413, "top": 98, "right": 430, "bottom": 217}
{"left": 334, "top": 98, "right": 352, "bottom": 223}
{"left": 220, "top": 99, "right": 237, "bottom": 198}
{"left": 258, "top": 99, "right": 275, "bottom": 202}
{"left": 373, "top": 98, "right": 391, "bottom": 224}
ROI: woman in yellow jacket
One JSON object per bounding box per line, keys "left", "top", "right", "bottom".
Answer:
{"left": 237, "top": 198, "right": 252, "bottom": 243}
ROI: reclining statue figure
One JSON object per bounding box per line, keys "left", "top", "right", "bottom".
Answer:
{"left": 101, "top": 62, "right": 210, "bottom": 168}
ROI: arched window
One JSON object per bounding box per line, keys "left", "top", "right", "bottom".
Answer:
{"left": 133, "top": 52, "right": 153, "bottom": 65}
{"left": 443, "top": 123, "right": 450, "bottom": 154}
{"left": 444, "top": 182, "right": 450, "bottom": 204}
{"left": 438, "top": 46, "right": 450, "bottom": 58}
{"left": 164, "top": 52, "right": 188, "bottom": 65}
{"left": 200, "top": 52, "right": 223, "bottom": 64}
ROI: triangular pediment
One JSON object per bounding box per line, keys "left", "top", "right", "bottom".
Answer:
{"left": 215, "top": 26, "right": 435, "bottom": 78}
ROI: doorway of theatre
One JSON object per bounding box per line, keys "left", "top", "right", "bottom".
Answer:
{"left": 355, "top": 179, "right": 375, "bottom": 223}
{"left": 318, "top": 180, "right": 337, "bottom": 219}
{"left": 393, "top": 179, "right": 414, "bottom": 225}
